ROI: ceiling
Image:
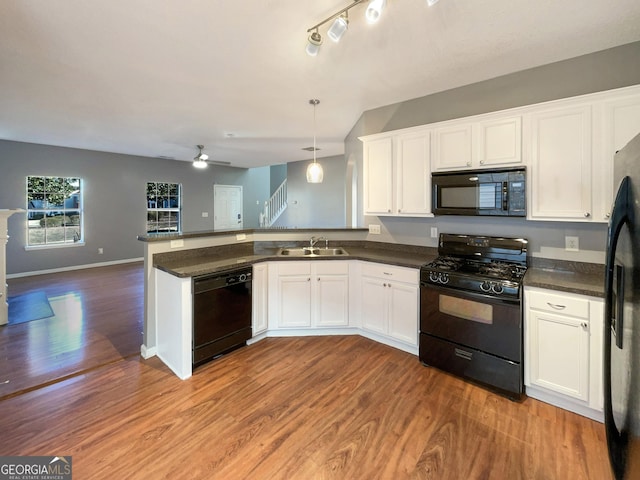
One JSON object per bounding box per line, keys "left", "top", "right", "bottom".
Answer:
{"left": 1, "top": 1, "right": 639, "bottom": 169}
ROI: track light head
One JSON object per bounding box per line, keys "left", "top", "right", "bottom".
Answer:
{"left": 327, "top": 13, "right": 349, "bottom": 43}
{"left": 365, "top": 0, "right": 386, "bottom": 24}
{"left": 306, "top": 30, "right": 322, "bottom": 56}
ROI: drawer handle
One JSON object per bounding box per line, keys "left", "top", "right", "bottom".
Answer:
{"left": 547, "top": 302, "right": 566, "bottom": 310}
{"left": 455, "top": 348, "right": 473, "bottom": 361}
{"left": 383, "top": 272, "right": 392, "bottom": 276}
{"left": 581, "top": 322, "right": 588, "bottom": 329}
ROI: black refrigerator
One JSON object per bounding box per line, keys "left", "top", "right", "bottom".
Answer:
{"left": 604, "top": 132, "right": 640, "bottom": 480}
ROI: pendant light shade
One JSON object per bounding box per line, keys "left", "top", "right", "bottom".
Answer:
{"left": 306, "top": 162, "right": 324, "bottom": 183}
{"left": 307, "top": 99, "right": 323, "bottom": 184}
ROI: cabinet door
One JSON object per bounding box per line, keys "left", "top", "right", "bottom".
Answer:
{"left": 278, "top": 275, "right": 312, "bottom": 328}
{"left": 597, "top": 96, "right": 640, "bottom": 221}
{"left": 528, "top": 310, "right": 590, "bottom": 401}
{"left": 432, "top": 123, "right": 473, "bottom": 171}
{"left": 388, "top": 282, "right": 418, "bottom": 346}
{"left": 252, "top": 263, "right": 268, "bottom": 335}
{"left": 530, "top": 105, "right": 593, "bottom": 221}
{"left": 478, "top": 116, "right": 522, "bottom": 167}
{"left": 363, "top": 137, "right": 394, "bottom": 215}
{"left": 396, "top": 131, "right": 432, "bottom": 216}
{"left": 360, "top": 276, "right": 387, "bottom": 334}
{"left": 314, "top": 274, "right": 349, "bottom": 327}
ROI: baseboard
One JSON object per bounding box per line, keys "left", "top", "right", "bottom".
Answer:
{"left": 140, "top": 344, "right": 157, "bottom": 359}
{"left": 525, "top": 385, "right": 604, "bottom": 422}
{"left": 7, "top": 257, "right": 144, "bottom": 279}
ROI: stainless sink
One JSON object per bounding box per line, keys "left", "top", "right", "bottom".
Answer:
{"left": 277, "top": 247, "right": 349, "bottom": 257}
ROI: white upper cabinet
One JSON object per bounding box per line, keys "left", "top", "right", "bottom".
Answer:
{"left": 361, "top": 128, "right": 432, "bottom": 217}
{"left": 596, "top": 94, "right": 640, "bottom": 221}
{"left": 396, "top": 131, "right": 431, "bottom": 216}
{"left": 363, "top": 136, "right": 394, "bottom": 215}
{"left": 529, "top": 105, "right": 593, "bottom": 221}
{"left": 431, "top": 115, "right": 522, "bottom": 171}
{"left": 527, "top": 85, "right": 640, "bottom": 223}
{"left": 478, "top": 116, "right": 522, "bottom": 167}
{"left": 431, "top": 123, "right": 473, "bottom": 170}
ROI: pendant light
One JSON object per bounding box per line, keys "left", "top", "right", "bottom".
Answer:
{"left": 306, "top": 99, "right": 323, "bottom": 184}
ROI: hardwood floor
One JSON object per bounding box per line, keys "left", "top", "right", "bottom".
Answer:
{"left": 0, "top": 334, "right": 612, "bottom": 479}
{"left": 0, "top": 263, "right": 612, "bottom": 479}
{"left": 0, "top": 262, "right": 143, "bottom": 399}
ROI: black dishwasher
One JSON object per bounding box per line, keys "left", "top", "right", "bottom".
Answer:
{"left": 192, "top": 266, "right": 252, "bottom": 368}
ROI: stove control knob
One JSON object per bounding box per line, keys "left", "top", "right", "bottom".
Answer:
{"left": 429, "top": 272, "right": 439, "bottom": 283}
{"left": 440, "top": 273, "right": 449, "bottom": 284}
{"left": 492, "top": 283, "right": 504, "bottom": 294}
{"left": 480, "top": 281, "right": 491, "bottom": 292}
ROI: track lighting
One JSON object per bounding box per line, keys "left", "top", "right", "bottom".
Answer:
{"left": 305, "top": 0, "right": 366, "bottom": 56}
{"left": 306, "top": 99, "right": 324, "bottom": 184}
{"left": 193, "top": 144, "right": 208, "bottom": 169}
{"left": 306, "top": 0, "right": 442, "bottom": 56}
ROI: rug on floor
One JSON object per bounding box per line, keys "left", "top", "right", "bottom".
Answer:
{"left": 7, "top": 291, "right": 55, "bottom": 325}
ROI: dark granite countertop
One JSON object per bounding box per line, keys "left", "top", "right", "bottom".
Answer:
{"left": 524, "top": 258, "right": 605, "bottom": 298}
{"left": 153, "top": 241, "right": 438, "bottom": 278}
{"left": 152, "top": 238, "right": 605, "bottom": 298}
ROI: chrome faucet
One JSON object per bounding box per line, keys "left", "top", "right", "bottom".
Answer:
{"left": 310, "top": 236, "right": 328, "bottom": 249}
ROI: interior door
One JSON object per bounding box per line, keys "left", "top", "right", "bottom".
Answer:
{"left": 214, "top": 184, "right": 243, "bottom": 231}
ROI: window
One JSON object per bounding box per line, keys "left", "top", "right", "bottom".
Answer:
{"left": 26, "top": 176, "right": 83, "bottom": 246}
{"left": 146, "top": 182, "right": 181, "bottom": 233}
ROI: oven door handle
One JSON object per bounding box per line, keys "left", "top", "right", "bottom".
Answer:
{"left": 420, "top": 282, "right": 521, "bottom": 306}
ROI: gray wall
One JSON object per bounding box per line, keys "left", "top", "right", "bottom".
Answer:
{"left": 275, "top": 155, "right": 347, "bottom": 228}
{"left": 0, "top": 140, "right": 270, "bottom": 274}
{"left": 269, "top": 164, "right": 287, "bottom": 195}
{"left": 345, "top": 41, "right": 640, "bottom": 261}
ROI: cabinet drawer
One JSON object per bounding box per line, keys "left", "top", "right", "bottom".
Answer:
{"left": 361, "top": 263, "right": 418, "bottom": 284}
{"left": 526, "top": 289, "right": 589, "bottom": 319}
{"left": 276, "top": 262, "right": 311, "bottom": 276}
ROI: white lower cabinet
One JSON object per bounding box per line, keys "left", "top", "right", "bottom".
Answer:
{"left": 524, "top": 287, "right": 604, "bottom": 420}
{"left": 269, "top": 261, "right": 350, "bottom": 330}
{"left": 359, "top": 263, "right": 419, "bottom": 349}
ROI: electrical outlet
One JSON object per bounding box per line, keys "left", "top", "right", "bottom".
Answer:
{"left": 369, "top": 224, "right": 381, "bottom": 234}
{"left": 201, "top": 212, "right": 209, "bottom": 218}
{"left": 430, "top": 227, "right": 438, "bottom": 238}
{"left": 170, "top": 239, "right": 184, "bottom": 249}
{"left": 98, "top": 247, "right": 104, "bottom": 255}
{"left": 565, "top": 236, "right": 579, "bottom": 252}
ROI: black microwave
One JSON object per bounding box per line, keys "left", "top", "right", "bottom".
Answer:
{"left": 432, "top": 167, "right": 526, "bottom": 217}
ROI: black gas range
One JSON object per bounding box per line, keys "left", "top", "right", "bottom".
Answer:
{"left": 419, "top": 234, "right": 529, "bottom": 399}
{"left": 420, "top": 235, "right": 528, "bottom": 298}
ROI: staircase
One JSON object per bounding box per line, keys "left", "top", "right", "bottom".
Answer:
{"left": 261, "top": 179, "right": 287, "bottom": 227}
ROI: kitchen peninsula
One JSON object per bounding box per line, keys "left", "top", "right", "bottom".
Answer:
{"left": 138, "top": 227, "right": 436, "bottom": 378}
